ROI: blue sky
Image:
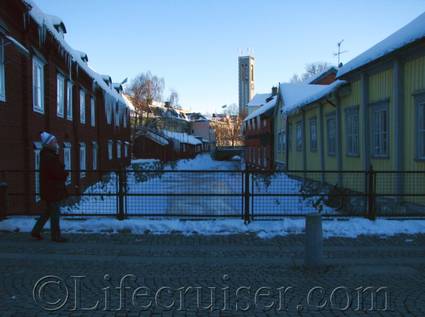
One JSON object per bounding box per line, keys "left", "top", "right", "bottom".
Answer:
{"left": 34, "top": 0, "right": 425, "bottom": 114}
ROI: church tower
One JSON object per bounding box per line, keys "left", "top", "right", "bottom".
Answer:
{"left": 238, "top": 54, "right": 255, "bottom": 115}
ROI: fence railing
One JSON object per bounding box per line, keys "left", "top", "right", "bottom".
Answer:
{"left": 0, "top": 168, "right": 424, "bottom": 220}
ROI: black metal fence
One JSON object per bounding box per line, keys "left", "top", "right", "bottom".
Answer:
{"left": 1, "top": 168, "right": 425, "bottom": 220}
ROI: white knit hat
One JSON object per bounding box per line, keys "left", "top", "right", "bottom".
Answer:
{"left": 40, "top": 131, "right": 56, "bottom": 146}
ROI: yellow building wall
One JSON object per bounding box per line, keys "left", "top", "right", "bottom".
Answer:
{"left": 340, "top": 80, "right": 364, "bottom": 192}
{"left": 304, "top": 105, "right": 322, "bottom": 182}
{"left": 322, "top": 102, "right": 338, "bottom": 185}
{"left": 368, "top": 68, "right": 394, "bottom": 172}
{"left": 274, "top": 100, "right": 286, "bottom": 166}
{"left": 403, "top": 55, "right": 425, "bottom": 205}
{"left": 287, "top": 113, "right": 303, "bottom": 178}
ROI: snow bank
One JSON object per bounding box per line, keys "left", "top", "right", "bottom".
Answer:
{"left": 166, "top": 153, "right": 240, "bottom": 170}
{"left": 2, "top": 217, "right": 425, "bottom": 239}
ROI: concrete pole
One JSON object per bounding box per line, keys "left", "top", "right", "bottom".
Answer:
{"left": 305, "top": 213, "right": 323, "bottom": 267}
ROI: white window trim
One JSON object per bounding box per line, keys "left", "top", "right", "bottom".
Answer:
{"left": 80, "top": 89, "right": 86, "bottom": 124}
{"left": 124, "top": 142, "right": 129, "bottom": 158}
{"left": 108, "top": 140, "right": 113, "bottom": 160}
{"left": 66, "top": 80, "right": 73, "bottom": 121}
{"left": 92, "top": 141, "right": 98, "bottom": 170}
{"left": 327, "top": 113, "right": 337, "bottom": 156}
{"left": 32, "top": 56, "right": 45, "bottom": 114}
{"left": 56, "top": 72, "right": 65, "bottom": 118}
{"left": 90, "top": 96, "right": 95, "bottom": 127}
{"left": 117, "top": 141, "right": 122, "bottom": 159}
{"left": 370, "top": 102, "right": 389, "bottom": 158}
{"left": 0, "top": 37, "right": 5, "bottom": 102}
{"left": 63, "top": 142, "right": 72, "bottom": 185}
{"left": 79, "top": 143, "right": 86, "bottom": 178}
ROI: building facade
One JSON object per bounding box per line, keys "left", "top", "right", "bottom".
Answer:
{"left": 0, "top": 0, "right": 131, "bottom": 214}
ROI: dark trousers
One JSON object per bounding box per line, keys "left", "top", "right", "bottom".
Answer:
{"left": 31, "top": 201, "right": 61, "bottom": 240}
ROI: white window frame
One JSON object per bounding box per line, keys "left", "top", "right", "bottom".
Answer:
{"left": 370, "top": 102, "right": 389, "bottom": 158}
{"left": 345, "top": 106, "right": 360, "bottom": 156}
{"left": 117, "top": 141, "right": 122, "bottom": 159}
{"left": 327, "top": 113, "right": 337, "bottom": 156}
{"left": 79, "top": 89, "right": 86, "bottom": 124}
{"left": 0, "top": 37, "right": 5, "bottom": 102}
{"left": 124, "top": 142, "right": 129, "bottom": 158}
{"left": 108, "top": 140, "right": 113, "bottom": 160}
{"left": 295, "top": 121, "right": 303, "bottom": 152}
{"left": 79, "top": 143, "right": 86, "bottom": 178}
{"left": 34, "top": 142, "right": 42, "bottom": 202}
{"left": 63, "top": 142, "right": 72, "bottom": 185}
{"left": 32, "top": 56, "right": 45, "bottom": 113}
{"left": 309, "top": 117, "right": 318, "bottom": 152}
{"left": 417, "top": 100, "right": 425, "bottom": 160}
{"left": 56, "top": 73, "right": 65, "bottom": 118}
{"left": 92, "top": 141, "right": 98, "bottom": 170}
{"left": 66, "top": 81, "right": 73, "bottom": 120}
{"left": 90, "top": 96, "right": 95, "bottom": 127}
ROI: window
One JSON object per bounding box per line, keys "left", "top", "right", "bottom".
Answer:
{"left": 288, "top": 123, "right": 292, "bottom": 151}
{"left": 124, "top": 142, "right": 129, "bottom": 158}
{"left": 80, "top": 89, "right": 86, "bottom": 124}
{"left": 56, "top": 73, "right": 65, "bottom": 118}
{"left": 296, "top": 121, "right": 303, "bottom": 152}
{"left": 370, "top": 103, "right": 389, "bottom": 157}
{"left": 79, "top": 143, "right": 86, "bottom": 178}
{"left": 63, "top": 143, "right": 71, "bottom": 185}
{"left": 116, "top": 141, "right": 121, "bottom": 159}
{"left": 108, "top": 140, "right": 113, "bottom": 160}
{"left": 92, "top": 142, "right": 98, "bottom": 170}
{"left": 34, "top": 144, "right": 41, "bottom": 202}
{"left": 0, "top": 38, "right": 5, "bottom": 101}
{"left": 123, "top": 109, "right": 128, "bottom": 128}
{"left": 327, "top": 113, "right": 336, "bottom": 156}
{"left": 67, "top": 81, "right": 73, "bottom": 120}
{"left": 417, "top": 101, "right": 425, "bottom": 160}
{"left": 90, "top": 96, "right": 95, "bottom": 127}
{"left": 309, "top": 117, "right": 318, "bottom": 152}
{"left": 277, "top": 132, "right": 282, "bottom": 153}
{"left": 32, "top": 56, "right": 44, "bottom": 113}
{"left": 345, "top": 106, "right": 359, "bottom": 156}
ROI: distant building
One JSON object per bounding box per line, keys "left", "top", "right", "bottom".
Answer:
{"left": 238, "top": 55, "right": 255, "bottom": 115}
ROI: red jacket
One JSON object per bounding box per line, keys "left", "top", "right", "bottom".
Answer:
{"left": 40, "top": 147, "right": 68, "bottom": 202}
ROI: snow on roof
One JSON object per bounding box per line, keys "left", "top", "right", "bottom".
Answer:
{"left": 247, "top": 93, "right": 271, "bottom": 107}
{"left": 337, "top": 12, "right": 425, "bottom": 78}
{"left": 279, "top": 83, "right": 326, "bottom": 114}
{"left": 244, "top": 95, "right": 278, "bottom": 121}
{"left": 23, "top": 0, "right": 128, "bottom": 110}
{"left": 162, "top": 130, "right": 202, "bottom": 145}
{"left": 123, "top": 94, "right": 135, "bottom": 111}
{"left": 282, "top": 80, "right": 347, "bottom": 115}
{"left": 145, "top": 131, "right": 169, "bottom": 146}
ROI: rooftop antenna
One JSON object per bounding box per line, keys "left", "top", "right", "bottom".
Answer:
{"left": 334, "top": 39, "right": 348, "bottom": 66}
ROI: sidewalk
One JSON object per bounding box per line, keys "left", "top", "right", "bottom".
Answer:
{"left": 0, "top": 231, "right": 424, "bottom": 316}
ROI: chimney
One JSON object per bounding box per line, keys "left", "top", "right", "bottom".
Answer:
{"left": 271, "top": 86, "right": 278, "bottom": 96}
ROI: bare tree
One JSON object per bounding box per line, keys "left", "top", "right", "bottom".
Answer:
{"left": 127, "top": 71, "right": 165, "bottom": 126}
{"left": 290, "top": 62, "right": 332, "bottom": 83}
{"left": 168, "top": 89, "right": 181, "bottom": 110}
{"left": 211, "top": 103, "right": 243, "bottom": 147}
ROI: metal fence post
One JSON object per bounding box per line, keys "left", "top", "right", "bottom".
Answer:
{"left": 244, "top": 169, "right": 251, "bottom": 224}
{"left": 117, "top": 169, "right": 125, "bottom": 220}
{"left": 367, "top": 165, "right": 376, "bottom": 220}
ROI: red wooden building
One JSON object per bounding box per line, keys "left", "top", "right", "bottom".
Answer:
{"left": 0, "top": 0, "right": 131, "bottom": 214}
{"left": 243, "top": 89, "right": 278, "bottom": 171}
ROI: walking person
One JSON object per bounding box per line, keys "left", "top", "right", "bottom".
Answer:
{"left": 31, "top": 132, "right": 68, "bottom": 242}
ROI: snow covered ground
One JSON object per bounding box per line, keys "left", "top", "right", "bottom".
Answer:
{"left": 1, "top": 216, "right": 425, "bottom": 239}
{"left": 59, "top": 154, "right": 334, "bottom": 217}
